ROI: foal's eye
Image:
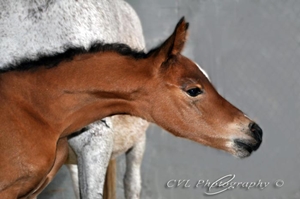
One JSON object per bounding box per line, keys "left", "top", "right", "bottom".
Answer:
{"left": 186, "top": 87, "right": 203, "bottom": 97}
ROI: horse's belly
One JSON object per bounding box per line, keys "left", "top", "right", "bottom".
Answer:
{"left": 111, "top": 115, "right": 149, "bottom": 158}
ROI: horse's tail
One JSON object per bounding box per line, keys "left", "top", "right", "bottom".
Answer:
{"left": 103, "top": 159, "right": 116, "bottom": 199}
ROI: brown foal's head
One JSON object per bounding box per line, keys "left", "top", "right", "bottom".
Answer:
{"left": 141, "top": 17, "right": 262, "bottom": 158}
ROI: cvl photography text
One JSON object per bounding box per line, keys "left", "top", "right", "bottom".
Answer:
{"left": 166, "top": 174, "right": 284, "bottom": 196}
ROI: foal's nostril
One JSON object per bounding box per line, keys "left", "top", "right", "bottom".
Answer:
{"left": 249, "top": 122, "right": 263, "bottom": 142}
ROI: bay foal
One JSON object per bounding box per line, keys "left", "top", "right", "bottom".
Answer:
{"left": 0, "top": 0, "right": 149, "bottom": 198}
{"left": 0, "top": 18, "right": 262, "bottom": 198}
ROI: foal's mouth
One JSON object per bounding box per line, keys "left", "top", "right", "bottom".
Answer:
{"left": 230, "top": 122, "right": 263, "bottom": 158}
{"left": 233, "top": 139, "right": 261, "bottom": 158}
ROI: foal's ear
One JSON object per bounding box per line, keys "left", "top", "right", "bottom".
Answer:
{"left": 151, "top": 17, "right": 189, "bottom": 62}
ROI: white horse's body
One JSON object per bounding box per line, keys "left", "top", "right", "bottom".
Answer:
{"left": 0, "top": 0, "right": 144, "bottom": 68}
{"left": 0, "top": 0, "right": 148, "bottom": 198}
{"left": 67, "top": 116, "right": 148, "bottom": 199}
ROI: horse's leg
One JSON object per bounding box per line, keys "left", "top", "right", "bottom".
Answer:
{"left": 28, "top": 138, "right": 69, "bottom": 199}
{"left": 66, "top": 164, "right": 80, "bottom": 199}
{"left": 65, "top": 145, "right": 81, "bottom": 199}
{"left": 124, "top": 133, "right": 146, "bottom": 199}
{"left": 68, "top": 120, "right": 113, "bottom": 199}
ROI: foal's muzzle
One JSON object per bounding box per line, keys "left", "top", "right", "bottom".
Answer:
{"left": 233, "top": 122, "right": 263, "bottom": 158}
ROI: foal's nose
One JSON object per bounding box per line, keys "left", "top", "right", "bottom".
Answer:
{"left": 249, "top": 122, "right": 263, "bottom": 144}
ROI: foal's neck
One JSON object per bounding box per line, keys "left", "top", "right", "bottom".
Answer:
{"left": 0, "top": 52, "right": 152, "bottom": 137}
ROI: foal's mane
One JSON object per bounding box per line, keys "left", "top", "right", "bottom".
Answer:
{"left": 0, "top": 42, "right": 154, "bottom": 73}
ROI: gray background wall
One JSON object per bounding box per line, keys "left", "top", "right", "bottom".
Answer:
{"left": 39, "top": 0, "right": 300, "bottom": 198}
